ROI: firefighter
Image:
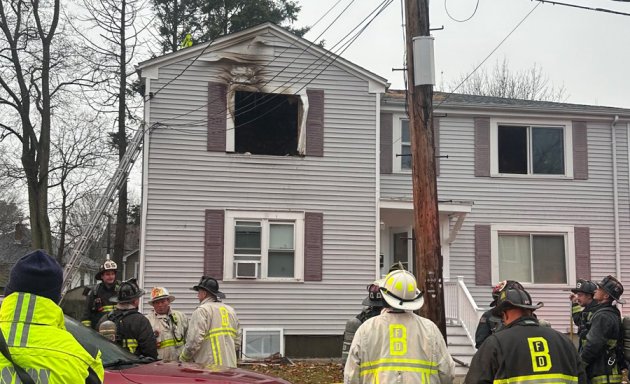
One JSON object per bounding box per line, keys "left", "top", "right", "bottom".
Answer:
{"left": 98, "top": 278, "right": 158, "bottom": 359}
{"left": 580, "top": 275, "right": 625, "bottom": 384}
{"left": 1, "top": 250, "right": 104, "bottom": 383}
{"left": 82, "top": 255, "right": 121, "bottom": 329}
{"left": 465, "top": 284, "right": 586, "bottom": 384}
{"left": 474, "top": 280, "right": 524, "bottom": 348}
{"left": 146, "top": 286, "right": 189, "bottom": 361}
{"left": 569, "top": 279, "right": 597, "bottom": 352}
{"left": 179, "top": 276, "right": 240, "bottom": 367}
{"left": 341, "top": 278, "right": 385, "bottom": 364}
{"left": 344, "top": 269, "right": 455, "bottom": 384}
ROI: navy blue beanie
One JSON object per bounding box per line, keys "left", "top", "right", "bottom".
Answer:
{"left": 4, "top": 249, "right": 63, "bottom": 303}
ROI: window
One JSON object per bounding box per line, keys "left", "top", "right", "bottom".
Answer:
{"left": 491, "top": 224, "right": 576, "bottom": 286}
{"left": 491, "top": 119, "right": 573, "bottom": 177}
{"left": 232, "top": 91, "right": 302, "bottom": 156}
{"left": 225, "top": 211, "right": 304, "bottom": 280}
{"left": 242, "top": 328, "right": 284, "bottom": 360}
{"left": 394, "top": 117, "right": 412, "bottom": 172}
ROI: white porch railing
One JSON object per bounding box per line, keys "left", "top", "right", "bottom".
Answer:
{"left": 444, "top": 276, "right": 484, "bottom": 347}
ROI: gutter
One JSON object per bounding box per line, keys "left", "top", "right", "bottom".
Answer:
{"left": 611, "top": 115, "right": 621, "bottom": 283}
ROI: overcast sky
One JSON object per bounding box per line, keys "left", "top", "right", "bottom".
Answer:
{"left": 296, "top": 0, "right": 630, "bottom": 108}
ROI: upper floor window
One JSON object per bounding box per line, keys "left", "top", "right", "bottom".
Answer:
{"left": 491, "top": 119, "right": 573, "bottom": 178}
{"left": 491, "top": 224, "right": 576, "bottom": 286}
{"left": 224, "top": 211, "right": 304, "bottom": 281}
{"left": 393, "top": 117, "right": 411, "bottom": 172}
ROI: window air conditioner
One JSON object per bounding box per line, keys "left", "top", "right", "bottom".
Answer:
{"left": 235, "top": 261, "right": 259, "bottom": 279}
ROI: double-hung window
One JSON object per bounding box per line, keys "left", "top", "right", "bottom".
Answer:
{"left": 225, "top": 211, "right": 304, "bottom": 280}
{"left": 393, "top": 117, "right": 412, "bottom": 172}
{"left": 491, "top": 119, "right": 573, "bottom": 177}
{"left": 491, "top": 224, "right": 576, "bottom": 286}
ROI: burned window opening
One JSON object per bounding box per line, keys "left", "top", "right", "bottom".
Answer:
{"left": 234, "top": 91, "right": 301, "bottom": 156}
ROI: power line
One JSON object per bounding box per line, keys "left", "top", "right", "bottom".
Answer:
{"left": 533, "top": 0, "right": 630, "bottom": 16}
{"left": 444, "top": 0, "right": 480, "bottom": 22}
{"left": 433, "top": 2, "right": 541, "bottom": 111}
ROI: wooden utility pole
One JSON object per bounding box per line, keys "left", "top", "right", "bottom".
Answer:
{"left": 404, "top": 0, "right": 446, "bottom": 337}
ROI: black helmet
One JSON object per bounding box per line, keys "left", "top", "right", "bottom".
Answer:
{"left": 597, "top": 275, "right": 625, "bottom": 303}
{"left": 491, "top": 286, "right": 543, "bottom": 316}
{"left": 191, "top": 276, "right": 225, "bottom": 299}
{"left": 571, "top": 279, "right": 597, "bottom": 295}
{"left": 95, "top": 255, "right": 117, "bottom": 280}
{"left": 110, "top": 278, "right": 144, "bottom": 303}
{"left": 490, "top": 280, "right": 524, "bottom": 307}
{"left": 362, "top": 278, "right": 385, "bottom": 307}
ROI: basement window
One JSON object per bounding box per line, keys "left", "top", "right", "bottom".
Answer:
{"left": 234, "top": 91, "right": 301, "bottom": 156}
{"left": 242, "top": 328, "right": 284, "bottom": 360}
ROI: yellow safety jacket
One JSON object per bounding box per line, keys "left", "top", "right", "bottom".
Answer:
{"left": 179, "top": 297, "right": 240, "bottom": 367}
{"left": 146, "top": 309, "right": 188, "bottom": 362}
{"left": 0, "top": 292, "right": 105, "bottom": 383}
{"left": 344, "top": 310, "right": 455, "bottom": 384}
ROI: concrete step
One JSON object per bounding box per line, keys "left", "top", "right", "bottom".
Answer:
{"left": 446, "top": 324, "right": 476, "bottom": 377}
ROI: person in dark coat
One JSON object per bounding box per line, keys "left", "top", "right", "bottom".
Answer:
{"left": 474, "top": 280, "right": 523, "bottom": 348}
{"left": 580, "top": 275, "right": 625, "bottom": 384}
{"left": 82, "top": 256, "right": 121, "bottom": 329}
{"left": 465, "top": 284, "right": 586, "bottom": 384}
{"left": 98, "top": 278, "right": 158, "bottom": 360}
{"left": 569, "top": 279, "right": 597, "bottom": 352}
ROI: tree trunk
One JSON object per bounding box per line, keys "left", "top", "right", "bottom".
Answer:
{"left": 113, "top": 0, "right": 128, "bottom": 270}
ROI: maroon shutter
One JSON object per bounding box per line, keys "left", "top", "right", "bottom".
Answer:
{"left": 434, "top": 117, "right": 440, "bottom": 176}
{"left": 475, "top": 224, "right": 491, "bottom": 285}
{"left": 204, "top": 209, "right": 225, "bottom": 280}
{"left": 306, "top": 89, "right": 324, "bottom": 157}
{"left": 574, "top": 227, "right": 591, "bottom": 280}
{"left": 572, "top": 121, "right": 588, "bottom": 180}
{"left": 207, "top": 82, "right": 227, "bottom": 152}
{"left": 380, "top": 113, "right": 393, "bottom": 174}
{"left": 304, "top": 212, "right": 323, "bottom": 281}
{"left": 474, "top": 117, "right": 491, "bottom": 177}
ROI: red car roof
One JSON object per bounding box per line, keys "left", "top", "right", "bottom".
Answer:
{"left": 104, "top": 361, "right": 292, "bottom": 384}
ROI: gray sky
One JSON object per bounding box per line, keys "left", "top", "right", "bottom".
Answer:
{"left": 297, "top": 0, "right": 630, "bottom": 108}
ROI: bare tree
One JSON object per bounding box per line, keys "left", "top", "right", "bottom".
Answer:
{"left": 451, "top": 58, "right": 568, "bottom": 102}
{"left": 73, "top": 0, "right": 147, "bottom": 268}
{"left": 0, "top": 0, "right": 98, "bottom": 252}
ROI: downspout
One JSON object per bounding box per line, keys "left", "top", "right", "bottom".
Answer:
{"left": 138, "top": 77, "right": 151, "bottom": 313}
{"left": 375, "top": 92, "right": 381, "bottom": 280}
{"left": 611, "top": 115, "right": 621, "bottom": 282}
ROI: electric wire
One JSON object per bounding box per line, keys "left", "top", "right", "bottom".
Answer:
{"left": 444, "top": 0, "right": 480, "bottom": 22}
{"left": 433, "top": 2, "right": 541, "bottom": 112}
{"left": 533, "top": 0, "right": 630, "bottom": 16}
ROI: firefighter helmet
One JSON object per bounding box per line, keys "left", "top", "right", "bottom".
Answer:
{"left": 95, "top": 255, "right": 118, "bottom": 280}
{"left": 149, "top": 286, "right": 175, "bottom": 304}
{"left": 110, "top": 278, "right": 144, "bottom": 303}
{"left": 191, "top": 276, "right": 225, "bottom": 299}
{"left": 379, "top": 270, "right": 424, "bottom": 311}
{"left": 490, "top": 280, "right": 524, "bottom": 307}
{"left": 491, "top": 286, "right": 543, "bottom": 316}
{"left": 362, "top": 278, "right": 385, "bottom": 307}
{"left": 597, "top": 275, "right": 625, "bottom": 303}
{"left": 571, "top": 279, "right": 597, "bottom": 295}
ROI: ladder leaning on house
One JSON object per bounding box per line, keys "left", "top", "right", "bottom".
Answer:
{"left": 60, "top": 123, "right": 149, "bottom": 297}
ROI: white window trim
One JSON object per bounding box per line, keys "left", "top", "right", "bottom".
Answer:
{"left": 393, "top": 115, "right": 411, "bottom": 173}
{"left": 224, "top": 211, "right": 304, "bottom": 282}
{"left": 241, "top": 327, "right": 284, "bottom": 361}
{"left": 490, "top": 224, "right": 576, "bottom": 288}
{"left": 490, "top": 117, "right": 573, "bottom": 179}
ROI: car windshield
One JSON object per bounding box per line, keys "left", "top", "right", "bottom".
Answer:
{"left": 64, "top": 315, "right": 140, "bottom": 366}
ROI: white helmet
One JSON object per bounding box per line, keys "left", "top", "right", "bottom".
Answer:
{"left": 380, "top": 270, "right": 424, "bottom": 311}
{"left": 149, "top": 286, "right": 175, "bottom": 304}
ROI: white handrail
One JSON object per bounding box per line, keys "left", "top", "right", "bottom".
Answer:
{"left": 444, "top": 276, "right": 484, "bottom": 347}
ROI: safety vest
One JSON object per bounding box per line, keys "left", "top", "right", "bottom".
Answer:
{"left": 344, "top": 311, "right": 455, "bottom": 384}
{"left": 179, "top": 298, "right": 240, "bottom": 367}
{"left": 146, "top": 309, "right": 188, "bottom": 361}
{"left": 0, "top": 292, "right": 105, "bottom": 383}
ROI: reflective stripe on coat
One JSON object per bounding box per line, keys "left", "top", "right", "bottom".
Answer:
{"left": 146, "top": 309, "right": 188, "bottom": 361}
